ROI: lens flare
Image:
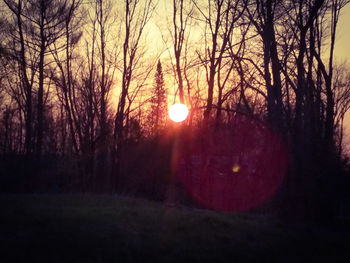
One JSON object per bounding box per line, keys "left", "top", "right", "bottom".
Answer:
{"left": 232, "top": 164, "right": 240, "bottom": 173}
{"left": 174, "top": 114, "right": 288, "bottom": 212}
{"left": 168, "top": 103, "right": 189, "bottom": 123}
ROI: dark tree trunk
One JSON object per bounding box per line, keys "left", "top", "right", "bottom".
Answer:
{"left": 36, "top": 4, "right": 46, "bottom": 157}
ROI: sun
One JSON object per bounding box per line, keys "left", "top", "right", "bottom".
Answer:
{"left": 168, "top": 103, "right": 189, "bottom": 123}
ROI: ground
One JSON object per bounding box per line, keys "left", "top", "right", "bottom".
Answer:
{"left": 0, "top": 194, "right": 349, "bottom": 263}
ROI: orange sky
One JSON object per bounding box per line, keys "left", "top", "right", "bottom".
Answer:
{"left": 336, "top": 3, "right": 350, "bottom": 150}
{"left": 335, "top": 4, "right": 350, "bottom": 62}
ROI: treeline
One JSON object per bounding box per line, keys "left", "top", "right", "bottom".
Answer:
{"left": 1, "top": 0, "right": 350, "bottom": 219}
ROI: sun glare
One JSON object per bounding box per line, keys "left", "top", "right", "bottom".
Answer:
{"left": 168, "top": 103, "right": 189, "bottom": 123}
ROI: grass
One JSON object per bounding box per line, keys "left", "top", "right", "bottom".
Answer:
{"left": 0, "top": 194, "right": 349, "bottom": 263}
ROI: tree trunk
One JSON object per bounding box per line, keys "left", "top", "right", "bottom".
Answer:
{"left": 37, "top": 6, "right": 46, "bottom": 157}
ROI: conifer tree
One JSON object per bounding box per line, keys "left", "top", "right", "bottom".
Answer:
{"left": 149, "top": 60, "right": 167, "bottom": 135}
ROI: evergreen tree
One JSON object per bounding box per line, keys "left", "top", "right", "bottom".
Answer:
{"left": 149, "top": 60, "right": 167, "bottom": 136}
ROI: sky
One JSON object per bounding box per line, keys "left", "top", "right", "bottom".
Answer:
{"left": 336, "top": 3, "right": 350, "bottom": 149}
{"left": 335, "top": 3, "right": 350, "bottom": 62}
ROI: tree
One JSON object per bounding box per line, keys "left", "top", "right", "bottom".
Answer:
{"left": 148, "top": 60, "right": 167, "bottom": 136}
{"left": 172, "top": 0, "right": 188, "bottom": 104}
{"left": 49, "top": 0, "right": 83, "bottom": 155}
{"left": 94, "top": 0, "right": 115, "bottom": 190}
{"left": 333, "top": 62, "right": 350, "bottom": 156}
{"left": 193, "top": 0, "right": 245, "bottom": 122}
{"left": 2, "top": 0, "right": 35, "bottom": 156}
{"left": 30, "top": 0, "right": 74, "bottom": 157}
{"left": 311, "top": 0, "right": 350, "bottom": 154}
{"left": 245, "top": 0, "right": 284, "bottom": 131}
{"left": 112, "top": 0, "right": 155, "bottom": 190}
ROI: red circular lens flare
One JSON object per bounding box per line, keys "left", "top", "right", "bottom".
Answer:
{"left": 168, "top": 103, "right": 189, "bottom": 123}
{"left": 175, "top": 114, "right": 288, "bottom": 212}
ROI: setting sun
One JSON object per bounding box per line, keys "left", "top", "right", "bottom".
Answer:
{"left": 168, "top": 103, "right": 189, "bottom": 123}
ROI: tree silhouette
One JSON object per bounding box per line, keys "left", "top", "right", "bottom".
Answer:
{"left": 148, "top": 60, "right": 167, "bottom": 136}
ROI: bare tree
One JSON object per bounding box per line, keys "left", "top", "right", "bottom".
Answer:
{"left": 172, "top": 0, "right": 192, "bottom": 103}
{"left": 2, "top": 0, "right": 35, "bottom": 156}
{"left": 49, "top": 0, "right": 83, "bottom": 155}
{"left": 245, "top": 0, "right": 284, "bottom": 131}
{"left": 311, "top": 0, "right": 350, "bottom": 152}
{"left": 112, "top": 0, "right": 155, "bottom": 190}
{"left": 193, "top": 0, "right": 245, "bottom": 122}
{"left": 30, "top": 0, "right": 75, "bottom": 157}
{"left": 332, "top": 62, "right": 350, "bottom": 156}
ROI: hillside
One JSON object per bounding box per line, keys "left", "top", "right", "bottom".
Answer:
{"left": 0, "top": 194, "right": 348, "bottom": 263}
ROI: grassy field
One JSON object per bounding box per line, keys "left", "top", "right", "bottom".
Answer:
{"left": 0, "top": 194, "right": 348, "bottom": 263}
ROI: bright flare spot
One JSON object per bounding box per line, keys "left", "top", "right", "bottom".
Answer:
{"left": 168, "top": 103, "right": 189, "bottom": 123}
{"left": 232, "top": 164, "right": 240, "bottom": 173}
